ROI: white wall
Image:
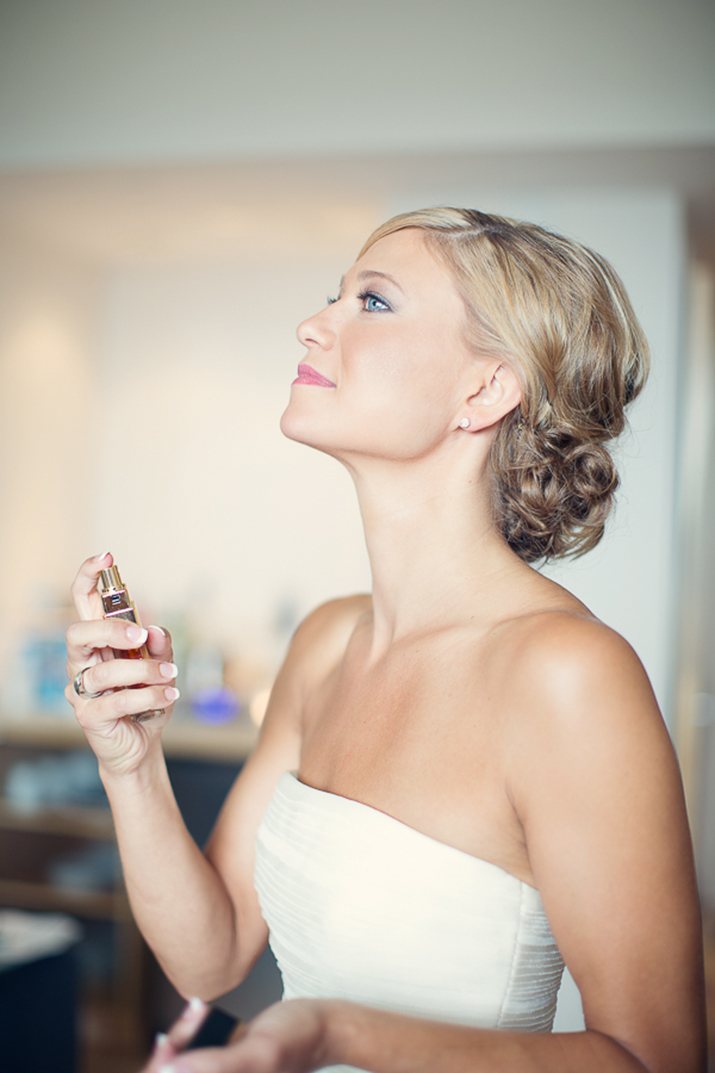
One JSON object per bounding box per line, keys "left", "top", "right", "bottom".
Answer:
{"left": 0, "top": 0, "right": 713, "bottom": 168}
{"left": 0, "top": 244, "right": 99, "bottom": 665}
{"left": 91, "top": 253, "right": 375, "bottom": 660}
{"left": 677, "top": 266, "right": 715, "bottom": 905}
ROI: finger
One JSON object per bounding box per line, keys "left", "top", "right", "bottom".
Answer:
{"left": 70, "top": 681, "right": 179, "bottom": 724}
{"left": 141, "top": 1031, "right": 180, "bottom": 1073}
{"left": 66, "top": 618, "right": 150, "bottom": 666}
{"left": 167, "top": 998, "right": 210, "bottom": 1051}
{"left": 70, "top": 551, "right": 114, "bottom": 621}
{"left": 73, "top": 656, "right": 178, "bottom": 697}
{"left": 147, "top": 625, "right": 174, "bottom": 661}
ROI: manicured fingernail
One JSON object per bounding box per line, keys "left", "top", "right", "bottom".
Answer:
{"left": 93, "top": 551, "right": 110, "bottom": 562}
{"left": 160, "top": 662, "right": 178, "bottom": 679}
{"left": 164, "top": 686, "right": 180, "bottom": 701}
{"left": 126, "top": 626, "right": 148, "bottom": 644}
{"left": 159, "top": 1066, "right": 177, "bottom": 1073}
{"left": 153, "top": 1031, "right": 169, "bottom": 1053}
{"left": 149, "top": 625, "right": 167, "bottom": 637}
{"left": 188, "top": 996, "right": 205, "bottom": 1013}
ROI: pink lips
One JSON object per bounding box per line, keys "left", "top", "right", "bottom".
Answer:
{"left": 292, "top": 363, "right": 336, "bottom": 388}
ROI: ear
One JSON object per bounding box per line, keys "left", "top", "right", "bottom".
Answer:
{"left": 457, "top": 362, "right": 521, "bottom": 432}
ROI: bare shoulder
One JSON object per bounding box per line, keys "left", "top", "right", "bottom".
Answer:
{"left": 292, "top": 593, "right": 372, "bottom": 646}
{"left": 490, "top": 607, "right": 679, "bottom": 806}
{"left": 288, "top": 594, "right": 371, "bottom": 674}
{"left": 496, "top": 608, "right": 661, "bottom": 731}
{"left": 494, "top": 607, "right": 682, "bottom": 833}
{"left": 265, "top": 594, "right": 371, "bottom": 719}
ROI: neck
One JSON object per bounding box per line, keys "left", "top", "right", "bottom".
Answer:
{"left": 342, "top": 444, "right": 530, "bottom": 653}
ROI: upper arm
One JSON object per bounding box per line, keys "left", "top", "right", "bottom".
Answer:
{"left": 506, "top": 619, "right": 705, "bottom": 1073}
{"left": 202, "top": 596, "right": 366, "bottom": 973}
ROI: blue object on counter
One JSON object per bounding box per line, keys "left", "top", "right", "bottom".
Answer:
{"left": 23, "top": 636, "right": 69, "bottom": 712}
{"left": 190, "top": 686, "right": 240, "bottom": 725}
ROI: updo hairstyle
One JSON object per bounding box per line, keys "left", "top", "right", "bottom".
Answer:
{"left": 359, "top": 208, "right": 649, "bottom": 563}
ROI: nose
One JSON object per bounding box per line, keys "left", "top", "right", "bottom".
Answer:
{"left": 296, "top": 307, "right": 337, "bottom": 350}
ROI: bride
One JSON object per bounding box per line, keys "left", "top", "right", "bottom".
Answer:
{"left": 66, "top": 208, "right": 705, "bottom": 1073}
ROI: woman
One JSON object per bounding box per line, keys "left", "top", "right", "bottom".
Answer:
{"left": 66, "top": 209, "right": 706, "bottom": 1073}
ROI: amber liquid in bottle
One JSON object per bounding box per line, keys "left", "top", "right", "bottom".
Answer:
{"left": 98, "top": 566, "right": 163, "bottom": 724}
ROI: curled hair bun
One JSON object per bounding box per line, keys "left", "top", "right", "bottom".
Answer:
{"left": 362, "top": 207, "right": 650, "bottom": 563}
{"left": 492, "top": 418, "right": 619, "bottom": 562}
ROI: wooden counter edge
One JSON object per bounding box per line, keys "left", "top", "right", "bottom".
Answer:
{"left": 0, "top": 712, "right": 259, "bottom": 762}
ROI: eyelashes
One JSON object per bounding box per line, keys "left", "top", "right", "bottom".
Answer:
{"left": 325, "top": 292, "right": 391, "bottom": 311}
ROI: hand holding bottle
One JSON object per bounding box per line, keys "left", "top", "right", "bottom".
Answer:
{"left": 65, "top": 552, "right": 179, "bottom": 776}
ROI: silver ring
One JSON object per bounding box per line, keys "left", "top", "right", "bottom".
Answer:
{"left": 73, "top": 667, "right": 104, "bottom": 700}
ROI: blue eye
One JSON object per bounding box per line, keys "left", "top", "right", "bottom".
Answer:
{"left": 359, "top": 291, "right": 390, "bottom": 312}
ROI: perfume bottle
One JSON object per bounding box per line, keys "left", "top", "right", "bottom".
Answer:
{"left": 98, "top": 566, "right": 163, "bottom": 723}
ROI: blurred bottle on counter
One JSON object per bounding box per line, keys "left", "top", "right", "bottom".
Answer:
{"left": 4, "top": 751, "right": 107, "bottom": 814}
{"left": 184, "top": 642, "right": 240, "bottom": 725}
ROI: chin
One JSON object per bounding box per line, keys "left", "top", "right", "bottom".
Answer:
{"left": 280, "top": 408, "right": 354, "bottom": 466}
{"left": 280, "top": 403, "right": 304, "bottom": 442}
{"left": 280, "top": 404, "right": 327, "bottom": 450}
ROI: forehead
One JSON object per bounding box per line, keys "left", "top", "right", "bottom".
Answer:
{"left": 350, "top": 228, "right": 459, "bottom": 297}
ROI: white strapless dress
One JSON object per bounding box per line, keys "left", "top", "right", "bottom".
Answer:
{"left": 254, "top": 772, "right": 565, "bottom": 1073}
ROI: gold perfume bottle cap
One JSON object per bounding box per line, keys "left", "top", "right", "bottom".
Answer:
{"left": 99, "top": 566, "right": 124, "bottom": 593}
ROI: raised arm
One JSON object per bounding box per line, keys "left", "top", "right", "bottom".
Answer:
{"left": 65, "top": 552, "right": 307, "bottom": 998}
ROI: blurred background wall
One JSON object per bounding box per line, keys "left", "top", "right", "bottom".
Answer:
{"left": 0, "top": 0, "right": 714, "bottom": 1053}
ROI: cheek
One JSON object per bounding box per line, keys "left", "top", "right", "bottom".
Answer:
{"left": 346, "top": 332, "right": 445, "bottom": 400}
{"left": 345, "top": 362, "right": 458, "bottom": 454}
{"left": 372, "top": 343, "right": 463, "bottom": 422}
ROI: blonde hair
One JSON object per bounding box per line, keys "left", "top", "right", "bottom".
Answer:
{"left": 360, "top": 208, "right": 649, "bottom": 562}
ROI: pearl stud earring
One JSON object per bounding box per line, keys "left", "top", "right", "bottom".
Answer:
{"left": 459, "top": 418, "right": 470, "bottom": 429}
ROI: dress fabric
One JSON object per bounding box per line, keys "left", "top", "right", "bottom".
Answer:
{"left": 254, "top": 771, "right": 565, "bottom": 1073}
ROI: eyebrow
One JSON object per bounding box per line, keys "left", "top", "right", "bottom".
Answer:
{"left": 355, "top": 269, "right": 405, "bottom": 294}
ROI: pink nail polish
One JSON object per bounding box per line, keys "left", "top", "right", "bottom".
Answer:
{"left": 153, "top": 1031, "right": 169, "bottom": 1054}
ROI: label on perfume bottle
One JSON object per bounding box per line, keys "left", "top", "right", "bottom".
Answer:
{"left": 104, "top": 606, "right": 150, "bottom": 660}
{"left": 97, "top": 566, "right": 162, "bottom": 722}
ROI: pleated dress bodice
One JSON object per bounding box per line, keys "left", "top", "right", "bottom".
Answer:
{"left": 254, "top": 772, "right": 564, "bottom": 1073}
